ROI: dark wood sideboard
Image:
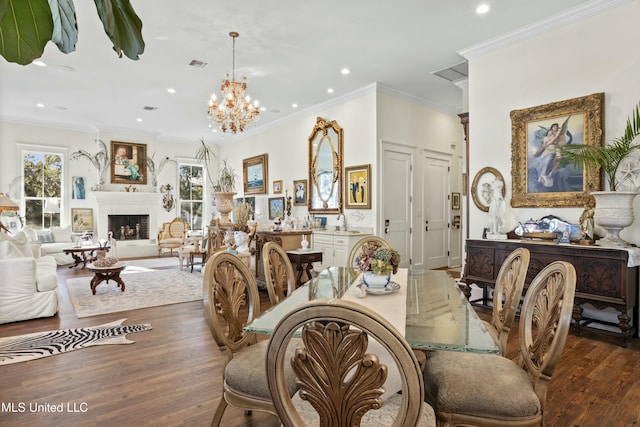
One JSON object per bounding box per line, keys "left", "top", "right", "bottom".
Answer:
{"left": 463, "top": 239, "right": 639, "bottom": 347}
{"left": 255, "top": 230, "right": 312, "bottom": 282}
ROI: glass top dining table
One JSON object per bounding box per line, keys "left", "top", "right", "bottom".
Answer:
{"left": 244, "top": 266, "right": 500, "bottom": 354}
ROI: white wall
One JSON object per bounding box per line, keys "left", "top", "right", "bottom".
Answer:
{"left": 467, "top": 1, "right": 640, "bottom": 245}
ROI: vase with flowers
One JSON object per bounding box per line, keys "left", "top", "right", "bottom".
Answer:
{"left": 356, "top": 246, "right": 400, "bottom": 287}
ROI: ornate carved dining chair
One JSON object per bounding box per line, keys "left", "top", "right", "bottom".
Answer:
{"left": 203, "top": 252, "right": 298, "bottom": 426}
{"left": 157, "top": 217, "right": 188, "bottom": 256}
{"left": 262, "top": 241, "right": 296, "bottom": 305}
{"left": 347, "top": 236, "right": 391, "bottom": 269}
{"left": 266, "top": 299, "right": 436, "bottom": 427}
{"left": 482, "top": 247, "right": 530, "bottom": 356}
{"left": 424, "top": 261, "right": 576, "bottom": 427}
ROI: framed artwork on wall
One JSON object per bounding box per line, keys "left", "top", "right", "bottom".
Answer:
{"left": 268, "top": 197, "right": 285, "bottom": 220}
{"left": 110, "top": 141, "right": 147, "bottom": 185}
{"left": 293, "top": 179, "right": 307, "bottom": 206}
{"left": 72, "top": 176, "right": 86, "bottom": 199}
{"left": 510, "top": 93, "right": 604, "bottom": 207}
{"left": 471, "top": 167, "right": 505, "bottom": 212}
{"left": 273, "top": 180, "right": 283, "bottom": 194}
{"left": 345, "top": 164, "right": 371, "bottom": 209}
{"left": 243, "top": 153, "right": 268, "bottom": 195}
{"left": 71, "top": 208, "right": 94, "bottom": 233}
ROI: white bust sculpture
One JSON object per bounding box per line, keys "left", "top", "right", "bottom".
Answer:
{"left": 487, "top": 179, "right": 507, "bottom": 240}
{"left": 234, "top": 230, "right": 249, "bottom": 253}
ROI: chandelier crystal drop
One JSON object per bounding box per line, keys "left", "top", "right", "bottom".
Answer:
{"left": 207, "top": 32, "right": 260, "bottom": 134}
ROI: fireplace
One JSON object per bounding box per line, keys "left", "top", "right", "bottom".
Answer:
{"left": 108, "top": 214, "right": 150, "bottom": 240}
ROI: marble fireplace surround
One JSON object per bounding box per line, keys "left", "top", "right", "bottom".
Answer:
{"left": 92, "top": 191, "right": 161, "bottom": 244}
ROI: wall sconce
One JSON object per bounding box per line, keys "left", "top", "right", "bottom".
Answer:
{"left": 160, "top": 184, "right": 175, "bottom": 212}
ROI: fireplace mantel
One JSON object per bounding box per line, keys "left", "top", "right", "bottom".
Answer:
{"left": 91, "top": 191, "right": 161, "bottom": 242}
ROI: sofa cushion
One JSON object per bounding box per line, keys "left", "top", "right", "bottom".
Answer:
{"left": 35, "top": 256, "right": 58, "bottom": 292}
{"left": 0, "top": 231, "right": 32, "bottom": 258}
{"left": 51, "top": 226, "right": 73, "bottom": 243}
{"left": 0, "top": 240, "right": 24, "bottom": 259}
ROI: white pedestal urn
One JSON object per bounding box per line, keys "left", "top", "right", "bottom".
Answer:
{"left": 213, "top": 192, "right": 236, "bottom": 225}
{"left": 592, "top": 191, "right": 638, "bottom": 247}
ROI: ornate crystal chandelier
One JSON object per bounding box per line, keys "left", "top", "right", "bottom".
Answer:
{"left": 207, "top": 32, "right": 260, "bottom": 133}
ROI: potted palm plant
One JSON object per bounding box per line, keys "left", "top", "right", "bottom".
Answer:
{"left": 560, "top": 102, "right": 640, "bottom": 247}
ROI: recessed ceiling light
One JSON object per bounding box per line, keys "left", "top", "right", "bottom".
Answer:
{"left": 32, "top": 60, "right": 46, "bottom": 67}
{"left": 260, "top": 107, "right": 266, "bottom": 112}
{"left": 341, "top": 68, "right": 350, "bottom": 75}
{"left": 476, "top": 4, "right": 489, "bottom": 14}
{"left": 36, "top": 103, "right": 45, "bottom": 108}
{"left": 327, "top": 88, "right": 334, "bottom": 94}
{"left": 292, "top": 103, "right": 298, "bottom": 108}
{"left": 136, "top": 118, "right": 143, "bottom": 122}
{"left": 167, "top": 88, "right": 176, "bottom": 94}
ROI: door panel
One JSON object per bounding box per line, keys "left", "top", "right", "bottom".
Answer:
{"left": 423, "top": 152, "right": 450, "bottom": 269}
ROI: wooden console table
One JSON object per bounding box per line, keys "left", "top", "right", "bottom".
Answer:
{"left": 463, "top": 239, "right": 639, "bottom": 347}
{"left": 255, "top": 230, "right": 312, "bottom": 282}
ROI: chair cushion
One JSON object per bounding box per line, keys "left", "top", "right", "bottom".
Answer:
{"left": 424, "top": 350, "right": 541, "bottom": 420}
{"left": 159, "top": 237, "right": 183, "bottom": 246}
{"left": 224, "top": 339, "right": 299, "bottom": 399}
{"left": 292, "top": 391, "right": 436, "bottom": 426}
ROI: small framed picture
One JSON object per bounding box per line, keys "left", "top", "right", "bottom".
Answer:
{"left": 71, "top": 208, "right": 94, "bottom": 233}
{"left": 293, "top": 179, "right": 307, "bottom": 206}
{"left": 273, "top": 180, "right": 283, "bottom": 194}
{"left": 268, "top": 197, "right": 285, "bottom": 220}
{"left": 452, "top": 192, "right": 461, "bottom": 210}
{"left": 345, "top": 164, "right": 371, "bottom": 209}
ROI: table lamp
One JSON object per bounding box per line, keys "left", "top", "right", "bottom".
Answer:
{"left": 0, "top": 193, "right": 19, "bottom": 233}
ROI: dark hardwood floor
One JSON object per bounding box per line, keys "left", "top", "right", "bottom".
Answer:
{"left": 1, "top": 259, "right": 639, "bottom": 426}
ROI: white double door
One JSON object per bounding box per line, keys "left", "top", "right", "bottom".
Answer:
{"left": 381, "top": 142, "right": 452, "bottom": 270}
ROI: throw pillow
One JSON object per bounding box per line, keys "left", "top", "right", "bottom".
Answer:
{"left": 0, "top": 240, "right": 24, "bottom": 259}
{"left": 0, "top": 232, "right": 32, "bottom": 258}
{"left": 51, "top": 225, "right": 73, "bottom": 243}
{"left": 22, "top": 226, "right": 38, "bottom": 242}
{"left": 37, "top": 230, "right": 55, "bottom": 244}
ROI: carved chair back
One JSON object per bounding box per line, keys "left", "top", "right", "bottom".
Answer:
{"left": 262, "top": 241, "right": 296, "bottom": 305}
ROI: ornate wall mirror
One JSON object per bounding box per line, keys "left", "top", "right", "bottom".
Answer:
{"left": 308, "top": 117, "right": 343, "bottom": 214}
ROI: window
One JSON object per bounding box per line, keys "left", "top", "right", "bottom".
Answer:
{"left": 23, "top": 150, "right": 63, "bottom": 229}
{"left": 178, "top": 163, "right": 204, "bottom": 231}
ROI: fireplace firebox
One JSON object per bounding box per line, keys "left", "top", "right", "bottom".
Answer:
{"left": 108, "top": 214, "right": 150, "bottom": 240}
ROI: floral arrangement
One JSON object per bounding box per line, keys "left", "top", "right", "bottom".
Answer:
{"left": 356, "top": 246, "right": 400, "bottom": 276}
{"left": 232, "top": 200, "right": 252, "bottom": 233}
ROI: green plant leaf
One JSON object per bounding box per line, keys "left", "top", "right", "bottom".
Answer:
{"left": 93, "top": 0, "right": 144, "bottom": 60}
{"left": 0, "top": 0, "right": 53, "bottom": 65}
{"left": 50, "top": 0, "right": 78, "bottom": 54}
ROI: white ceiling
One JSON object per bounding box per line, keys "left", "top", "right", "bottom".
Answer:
{"left": 0, "top": 0, "right": 597, "bottom": 145}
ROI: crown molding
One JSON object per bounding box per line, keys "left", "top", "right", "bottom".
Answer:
{"left": 458, "top": 0, "right": 633, "bottom": 59}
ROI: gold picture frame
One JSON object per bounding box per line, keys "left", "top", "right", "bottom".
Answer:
{"left": 268, "top": 197, "right": 285, "bottom": 220}
{"left": 452, "top": 192, "right": 461, "bottom": 210}
{"left": 471, "top": 167, "right": 505, "bottom": 212}
{"left": 510, "top": 93, "right": 604, "bottom": 207}
{"left": 293, "top": 179, "right": 307, "bottom": 206}
{"left": 110, "top": 141, "right": 147, "bottom": 185}
{"left": 273, "top": 180, "right": 283, "bottom": 194}
{"left": 243, "top": 153, "right": 268, "bottom": 195}
{"left": 71, "top": 208, "right": 94, "bottom": 233}
{"left": 345, "top": 164, "right": 371, "bottom": 209}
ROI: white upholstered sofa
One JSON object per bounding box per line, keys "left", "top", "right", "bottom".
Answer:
{"left": 22, "top": 225, "right": 77, "bottom": 265}
{"left": 0, "top": 231, "right": 59, "bottom": 324}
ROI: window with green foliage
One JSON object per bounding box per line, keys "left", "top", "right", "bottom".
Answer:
{"left": 23, "top": 151, "right": 63, "bottom": 229}
{"left": 178, "top": 164, "right": 204, "bottom": 231}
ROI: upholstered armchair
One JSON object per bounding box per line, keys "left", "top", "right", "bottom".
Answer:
{"left": 157, "top": 218, "right": 188, "bottom": 256}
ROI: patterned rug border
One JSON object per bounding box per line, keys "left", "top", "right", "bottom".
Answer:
{"left": 0, "top": 319, "right": 152, "bottom": 365}
{"left": 66, "top": 268, "right": 203, "bottom": 318}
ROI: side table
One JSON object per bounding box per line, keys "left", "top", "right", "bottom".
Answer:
{"left": 87, "top": 262, "right": 126, "bottom": 295}
{"left": 286, "top": 249, "right": 323, "bottom": 288}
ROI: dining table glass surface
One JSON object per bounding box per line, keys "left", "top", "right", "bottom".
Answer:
{"left": 244, "top": 266, "right": 500, "bottom": 354}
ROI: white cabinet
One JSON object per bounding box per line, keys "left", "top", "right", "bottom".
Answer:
{"left": 312, "top": 232, "right": 371, "bottom": 270}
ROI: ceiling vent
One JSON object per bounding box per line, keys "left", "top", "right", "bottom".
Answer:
{"left": 188, "top": 59, "right": 209, "bottom": 69}
{"left": 431, "top": 61, "right": 468, "bottom": 82}
{"left": 143, "top": 106, "right": 158, "bottom": 111}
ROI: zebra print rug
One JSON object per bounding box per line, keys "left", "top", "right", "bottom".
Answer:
{"left": 0, "top": 319, "right": 152, "bottom": 365}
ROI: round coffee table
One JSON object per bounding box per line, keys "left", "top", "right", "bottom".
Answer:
{"left": 86, "top": 262, "right": 126, "bottom": 295}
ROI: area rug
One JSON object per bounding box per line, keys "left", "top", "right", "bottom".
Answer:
{"left": 0, "top": 319, "right": 152, "bottom": 365}
{"left": 67, "top": 269, "right": 203, "bottom": 318}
